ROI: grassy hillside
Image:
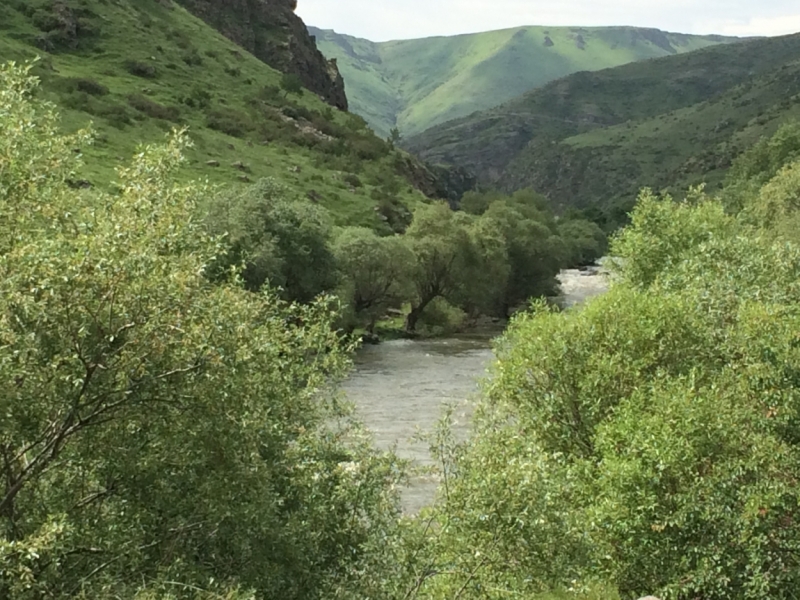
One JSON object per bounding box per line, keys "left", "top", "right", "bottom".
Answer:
{"left": 407, "top": 32, "right": 800, "bottom": 217}
{"left": 310, "top": 26, "right": 737, "bottom": 138}
{"left": 0, "top": 0, "right": 434, "bottom": 231}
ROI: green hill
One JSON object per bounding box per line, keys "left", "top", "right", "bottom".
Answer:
{"left": 310, "top": 25, "right": 738, "bottom": 138}
{"left": 407, "top": 32, "right": 800, "bottom": 218}
{"left": 0, "top": 0, "right": 448, "bottom": 232}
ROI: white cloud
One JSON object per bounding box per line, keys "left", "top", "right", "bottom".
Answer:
{"left": 295, "top": 0, "right": 800, "bottom": 41}
{"left": 709, "top": 14, "right": 800, "bottom": 37}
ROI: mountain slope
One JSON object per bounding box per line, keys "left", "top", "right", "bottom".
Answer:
{"left": 310, "top": 26, "right": 738, "bottom": 138}
{"left": 0, "top": 0, "right": 450, "bottom": 232}
{"left": 407, "top": 32, "right": 800, "bottom": 216}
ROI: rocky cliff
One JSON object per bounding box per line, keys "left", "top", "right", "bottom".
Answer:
{"left": 174, "top": 0, "right": 348, "bottom": 110}
{"left": 394, "top": 155, "right": 478, "bottom": 209}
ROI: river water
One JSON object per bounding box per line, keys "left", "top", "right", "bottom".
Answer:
{"left": 342, "top": 266, "right": 610, "bottom": 512}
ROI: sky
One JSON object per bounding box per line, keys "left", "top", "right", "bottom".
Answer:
{"left": 296, "top": 0, "right": 800, "bottom": 42}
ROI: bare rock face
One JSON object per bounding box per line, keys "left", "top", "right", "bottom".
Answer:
{"left": 393, "top": 154, "right": 477, "bottom": 208}
{"left": 174, "top": 0, "right": 348, "bottom": 110}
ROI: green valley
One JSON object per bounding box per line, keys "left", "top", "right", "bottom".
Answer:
{"left": 310, "top": 25, "right": 737, "bottom": 138}
{"left": 408, "top": 32, "right": 800, "bottom": 221}
{"left": 7, "top": 0, "right": 800, "bottom": 599}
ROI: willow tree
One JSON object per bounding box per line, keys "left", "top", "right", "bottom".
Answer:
{"left": 401, "top": 203, "right": 471, "bottom": 332}
{"left": 333, "top": 226, "right": 415, "bottom": 332}
{"left": 206, "top": 177, "right": 338, "bottom": 303}
{"left": 0, "top": 63, "right": 402, "bottom": 600}
{"left": 414, "top": 184, "right": 800, "bottom": 599}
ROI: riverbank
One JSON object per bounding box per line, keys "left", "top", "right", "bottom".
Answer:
{"left": 354, "top": 262, "right": 611, "bottom": 345}
{"left": 343, "top": 266, "right": 611, "bottom": 512}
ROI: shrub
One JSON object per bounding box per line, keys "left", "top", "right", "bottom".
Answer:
{"left": 182, "top": 49, "right": 203, "bottom": 66}
{"left": 349, "top": 135, "right": 391, "bottom": 161}
{"left": 124, "top": 60, "right": 158, "bottom": 79}
{"left": 31, "top": 9, "right": 60, "bottom": 32}
{"left": 127, "top": 94, "right": 181, "bottom": 122}
{"left": 74, "top": 77, "right": 108, "bottom": 96}
{"left": 93, "top": 103, "right": 133, "bottom": 128}
{"left": 258, "top": 84, "right": 284, "bottom": 103}
{"left": 182, "top": 86, "right": 212, "bottom": 109}
{"left": 0, "top": 61, "right": 405, "bottom": 600}
{"left": 281, "top": 105, "right": 314, "bottom": 121}
{"left": 418, "top": 297, "right": 466, "bottom": 335}
{"left": 342, "top": 173, "right": 362, "bottom": 188}
{"left": 206, "top": 107, "right": 253, "bottom": 138}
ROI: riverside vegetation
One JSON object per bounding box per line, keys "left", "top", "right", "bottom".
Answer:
{"left": 202, "top": 152, "right": 606, "bottom": 335}
{"left": 6, "top": 52, "right": 800, "bottom": 598}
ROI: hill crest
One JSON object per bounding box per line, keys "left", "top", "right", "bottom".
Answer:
{"left": 406, "top": 31, "right": 800, "bottom": 221}
{"left": 309, "top": 25, "right": 740, "bottom": 137}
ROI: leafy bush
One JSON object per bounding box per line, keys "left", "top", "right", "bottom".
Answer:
{"left": 124, "top": 59, "right": 158, "bottom": 79}
{"left": 417, "top": 297, "right": 466, "bottom": 335}
{"left": 206, "top": 178, "right": 339, "bottom": 303}
{"left": 333, "top": 227, "right": 415, "bottom": 331}
{"left": 349, "top": 135, "right": 391, "bottom": 160}
{"left": 182, "top": 85, "right": 212, "bottom": 109}
{"left": 31, "top": 8, "right": 61, "bottom": 32}
{"left": 417, "top": 181, "right": 800, "bottom": 599}
{"left": 557, "top": 217, "right": 608, "bottom": 266}
{"left": 73, "top": 76, "right": 108, "bottom": 96}
{"left": 182, "top": 48, "right": 204, "bottom": 66}
{"left": 128, "top": 93, "right": 181, "bottom": 122}
{"left": 206, "top": 107, "right": 253, "bottom": 138}
{"left": 343, "top": 172, "right": 363, "bottom": 188}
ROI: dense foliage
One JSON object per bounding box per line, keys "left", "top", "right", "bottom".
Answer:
{"left": 407, "top": 122, "right": 800, "bottom": 599}
{"left": 16, "top": 57, "right": 800, "bottom": 600}
{"left": 0, "top": 63, "right": 404, "bottom": 600}
{"left": 207, "top": 181, "right": 604, "bottom": 335}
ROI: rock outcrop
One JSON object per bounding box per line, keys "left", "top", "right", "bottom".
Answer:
{"left": 174, "top": 0, "right": 348, "bottom": 110}
{"left": 394, "top": 154, "right": 478, "bottom": 208}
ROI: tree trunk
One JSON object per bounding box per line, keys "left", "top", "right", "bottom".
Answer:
{"left": 404, "top": 296, "right": 434, "bottom": 333}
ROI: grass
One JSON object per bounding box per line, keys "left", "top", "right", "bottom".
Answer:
{"left": 0, "top": 0, "right": 430, "bottom": 231}
{"left": 310, "top": 25, "right": 737, "bottom": 138}
{"left": 407, "top": 32, "right": 800, "bottom": 215}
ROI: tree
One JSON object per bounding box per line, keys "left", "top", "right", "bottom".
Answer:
{"left": 333, "top": 227, "right": 415, "bottom": 331}
{"left": 280, "top": 72, "right": 304, "bottom": 98}
{"left": 0, "top": 63, "right": 403, "bottom": 600}
{"left": 413, "top": 187, "right": 800, "bottom": 600}
{"left": 557, "top": 217, "right": 608, "bottom": 267}
{"left": 459, "top": 189, "right": 504, "bottom": 216}
{"left": 482, "top": 199, "right": 564, "bottom": 316}
{"left": 449, "top": 213, "right": 509, "bottom": 318}
{"left": 402, "top": 203, "right": 475, "bottom": 333}
{"left": 206, "top": 178, "right": 338, "bottom": 303}
{"left": 387, "top": 126, "right": 402, "bottom": 147}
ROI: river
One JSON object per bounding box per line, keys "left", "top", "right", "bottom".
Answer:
{"left": 342, "top": 265, "right": 610, "bottom": 512}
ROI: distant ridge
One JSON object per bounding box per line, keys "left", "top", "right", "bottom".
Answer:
{"left": 309, "top": 25, "right": 739, "bottom": 137}
{"left": 406, "top": 32, "right": 800, "bottom": 219}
